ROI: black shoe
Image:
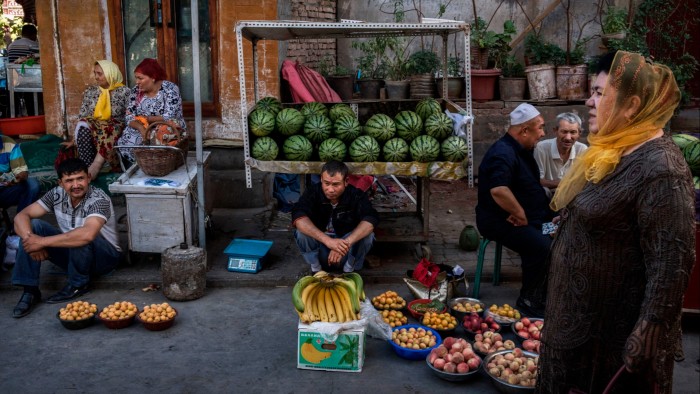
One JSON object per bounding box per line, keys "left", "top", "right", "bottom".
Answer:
{"left": 46, "top": 284, "right": 90, "bottom": 304}
{"left": 516, "top": 297, "right": 545, "bottom": 318}
{"left": 13, "top": 291, "right": 41, "bottom": 318}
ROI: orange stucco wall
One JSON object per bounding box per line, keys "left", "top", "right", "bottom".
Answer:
{"left": 35, "top": 0, "right": 280, "bottom": 144}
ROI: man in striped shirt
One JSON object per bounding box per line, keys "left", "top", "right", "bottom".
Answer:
{"left": 7, "top": 24, "right": 39, "bottom": 63}
{"left": 0, "top": 134, "right": 39, "bottom": 212}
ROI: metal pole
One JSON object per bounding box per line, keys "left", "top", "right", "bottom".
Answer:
{"left": 191, "top": 0, "right": 206, "bottom": 248}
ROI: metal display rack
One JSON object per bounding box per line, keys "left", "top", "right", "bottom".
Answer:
{"left": 235, "top": 20, "right": 473, "bottom": 243}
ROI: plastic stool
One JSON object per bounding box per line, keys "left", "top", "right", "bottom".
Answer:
{"left": 472, "top": 237, "right": 502, "bottom": 298}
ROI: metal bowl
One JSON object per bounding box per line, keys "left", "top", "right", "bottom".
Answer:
{"left": 425, "top": 352, "right": 482, "bottom": 382}
{"left": 56, "top": 312, "right": 96, "bottom": 330}
{"left": 484, "top": 310, "right": 519, "bottom": 326}
{"left": 511, "top": 317, "right": 544, "bottom": 342}
{"left": 389, "top": 324, "right": 442, "bottom": 360}
{"left": 448, "top": 297, "right": 485, "bottom": 322}
{"left": 483, "top": 349, "right": 539, "bottom": 393}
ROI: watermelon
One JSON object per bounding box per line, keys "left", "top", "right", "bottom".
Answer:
{"left": 415, "top": 98, "right": 442, "bottom": 121}
{"left": 334, "top": 115, "right": 362, "bottom": 143}
{"left": 459, "top": 225, "right": 479, "bottom": 251}
{"left": 683, "top": 140, "right": 700, "bottom": 175}
{"left": 256, "top": 96, "right": 282, "bottom": 115}
{"left": 251, "top": 136, "right": 278, "bottom": 161}
{"left": 424, "top": 113, "right": 453, "bottom": 141}
{"left": 382, "top": 137, "right": 409, "bottom": 162}
{"left": 349, "top": 135, "right": 380, "bottom": 162}
{"left": 441, "top": 135, "right": 469, "bottom": 162}
{"left": 248, "top": 110, "right": 276, "bottom": 137}
{"left": 276, "top": 108, "right": 305, "bottom": 136}
{"left": 364, "top": 114, "right": 396, "bottom": 142}
{"left": 283, "top": 135, "right": 313, "bottom": 161}
{"left": 300, "top": 102, "right": 328, "bottom": 118}
{"left": 410, "top": 135, "right": 440, "bottom": 162}
{"left": 394, "top": 111, "right": 423, "bottom": 142}
{"left": 329, "top": 103, "right": 355, "bottom": 122}
{"left": 673, "top": 133, "right": 700, "bottom": 150}
{"left": 303, "top": 115, "right": 333, "bottom": 143}
{"left": 318, "top": 138, "right": 347, "bottom": 162}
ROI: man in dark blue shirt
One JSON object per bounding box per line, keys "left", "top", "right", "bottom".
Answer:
{"left": 475, "top": 103, "right": 554, "bottom": 317}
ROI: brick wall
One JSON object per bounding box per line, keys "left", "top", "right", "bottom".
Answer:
{"left": 287, "top": 0, "right": 337, "bottom": 72}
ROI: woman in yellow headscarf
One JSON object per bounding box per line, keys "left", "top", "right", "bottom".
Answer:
{"left": 64, "top": 60, "right": 131, "bottom": 179}
{"left": 537, "top": 51, "right": 695, "bottom": 393}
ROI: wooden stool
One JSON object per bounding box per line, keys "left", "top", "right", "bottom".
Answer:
{"left": 472, "top": 237, "right": 503, "bottom": 298}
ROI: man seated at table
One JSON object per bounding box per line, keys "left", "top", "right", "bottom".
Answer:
{"left": 11, "top": 158, "right": 121, "bottom": 318}
{"left": 475, "top": 103, "right": 554, "bottom": 318}
{"left": 533, "top": 112, "right": 588, "bottom": 198}
{"left": 292, "top": 160, "right": 379, "bottom": 273}
{"left": 0, "top": 134, "right": 40, "bottom": 214}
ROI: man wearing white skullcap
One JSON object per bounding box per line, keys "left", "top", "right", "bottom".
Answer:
{"left": 475, "top": 103, "right": 553, "bottom": 317}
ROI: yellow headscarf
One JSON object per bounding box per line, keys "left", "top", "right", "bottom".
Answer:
{"left": 550, "top": 51, "right": 681, "bottom": 211}
{"left": 93, "top": 60, "right": 125, "bottom": 121}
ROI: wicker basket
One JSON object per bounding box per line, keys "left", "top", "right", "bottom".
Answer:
{"left": 133, "top": 122, "right": 188, "bottom": 177}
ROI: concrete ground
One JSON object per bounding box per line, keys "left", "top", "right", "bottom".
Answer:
{"left": 0, "top": 179, "right": 698, "bottom": 393}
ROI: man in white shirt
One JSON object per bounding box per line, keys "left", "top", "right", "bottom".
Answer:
{"left": 534, "top": 112, "right": 588, "bottom": 197}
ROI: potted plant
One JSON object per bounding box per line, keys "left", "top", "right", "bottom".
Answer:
{"left": 318, "top": 55, "right": 354, "bottom": 101}
{"left": 556, "top": 40, "right": 589, "bottom": 100}
{"left": 407, "top": 50, "right": 440, "bottom": 99}
{"left": 470, "top": 16, "right": 497, "bottom": 70}
{"left": 436, "top": 55, "right": 464, "bottom": 99}
{"left": 383, "top": 37, "right": 412, "bottom": 99}
{"left": 601, "top": 5, "right": 628, "bottom": 45}
{"left": 469, "top": 20, "right": 514, "bottom": 102}
{"left": 499, "top": 55, "right": 527, "bottom": 101}
{"left": 352, "top": 38, "right": 389, "bottom": 99}
{"left": 524, "top": 33, "right": 564, "bottom": 100}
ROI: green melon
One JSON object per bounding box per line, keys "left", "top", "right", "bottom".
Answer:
{"left": 256, "top": 96, "right": 282, "bottom": 115}
{"left": 329, "top": 103, "right": 355, "bottom": 122}
{"left": 394, "top": 111, "right": 423, "bottom": 142}
{"left": 349, "top": 135, "right": 380, "bottom": 162}
{"left": 318, "top": 138, "right": 347, "bottom": 162}
{"left": 276, "top": 108, "right": 305, "bottom": 136}
{"left": 303, "top": 115, "right": 333, "bottom": 143}
{"left": 382, "top": 137, "right": 409, "bottom": 162}
{"left": 410, "top": 135, "right": 440, "bottom": 162}
{"left": 364, "top": 114, "right": 396, "bottom": 142}
{"left": 424, "top": 113, "right": 453, "bottom": 141}
{"left": 673, "top": 133, "right": 700, "bottom": 150}
{"left": 441, "top": 136, "right": 469, "bottom": 162}
{"left": 334, "top": 115, "right": 362, "bottom": 143}
{"left": 415, "top": 98, "right": 442, "bottom": 121}
{"left": 283, "top": 135, "right": 313, "bottom": 161}
{"left": 300, "top": 102, "right": 328, "bottom": 118}
{"left": 248, "top": 110, "right": 276, "bottom": 137}
{"left": 458, "top": 225, "right": 479, "bottom": 251}
{"left": 682, "top": 140, "right": 700, "bottom": 175}
{"left": 251, "top": 136, "right": 278, "bottom": 161}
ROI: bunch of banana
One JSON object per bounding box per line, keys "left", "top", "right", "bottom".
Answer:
{"left": 292, "top": 271, "right": 365, "bottom": 324}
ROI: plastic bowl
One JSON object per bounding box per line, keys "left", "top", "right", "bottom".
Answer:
{"left": 425, "top": 352, "right": 482, "bottom": 382}
{"left": 98, "top": 312, "right": 138, "bottom": 329}
{"left": 407, "top": 299, "right": 447, "bottom": 320}
{"left": 137, "top": 308, "right": 178, "bottom": 331}
{"left": 511, "top": 317, "right": 544, "bottom": 342}
{"left": 448, "top": 297, "right": 485, "bottom": 322}
{"left": 389, "top": 324, "right": 442, "bottom": 360}
{"left": 56, "top": 312, "right": 96, "bottom": 330}
{"left": 483, "top": 349, "right": 539, "bottom": 393}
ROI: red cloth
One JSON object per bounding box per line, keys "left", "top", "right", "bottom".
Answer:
{"left": 295, "top": 63, "right": 342, "bottom": 103}
{"left": 412, "top": 258, "right": 440, "bottom": 288}
{"left": 347, "top": 175, "right": 375, "bottom": 193}
{"left": 281, "top": 60, "right": 315, "bottom": 103}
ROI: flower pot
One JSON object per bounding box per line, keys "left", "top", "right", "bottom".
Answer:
{"left": 385, "top": 80, "right": 410, "bottom": 99}
{"left": 556, "top": 64, "right": 588, "bottom": 100}
{"left": 525, "top": 64, "right": 556, "bottom": 100}
{"left": 326, "top": 75, "right": 354, "bottom": 101}
{"left": 470, "top": 47, "right": 489, "bottom": 70}
{"left": 498, "top": 77, "right": 527, "bottom": 101}
{"left": 601, "top": 31, "right": 626, "bottom": 47}
{"left": 436, "top": 77, "right": 464, "bottom": 99}
{"left": 357, "top": 79, "right": 384, "bottom": 100}
{"left": 410, "top": 73, "right": 436, "bottom": 99}
{"left": 470, "top": 69, "right": 501, "bottom": 102}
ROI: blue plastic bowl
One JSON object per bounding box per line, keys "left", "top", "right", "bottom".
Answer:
{"left": 389, "top": 324, "right": 443, "bottom": 360}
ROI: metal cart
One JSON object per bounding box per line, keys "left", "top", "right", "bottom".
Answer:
{"left": 235, "top": 20, "right": 473, "bottom": 244}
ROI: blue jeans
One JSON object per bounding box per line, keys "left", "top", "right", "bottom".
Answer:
{"left": 0, "top": 178, "right": 40, "bottom": 212}
{"left": 294, "top": 230, "right": 374, "bottom": 271}
{"left": 12, "top": 219, "right": 121, "bottom": 288}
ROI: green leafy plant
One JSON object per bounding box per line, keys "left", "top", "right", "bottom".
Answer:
{"left": 602, "top": 5, "right": 628, "bottom": 35}
{"left": 501, "top": 55, "right": 525, "bottom": 78}
{"left": 352, "top": 38, "right": 390, "bottom": 79}
{"left": 524, "top": 33, "right": 566, "bottom": 66}
{"left": 471, "top": 17, "right": 498, "bottom": 50}
{"left": 446, "top": 56, "right": 463, "bottom": 77}
{"left": 384, "top": 37, "right": 413, "bottom": 81}
{"left": 407, "top": 50, "right": 441, "bottom": 75}
{"left": 489, "top": 20, "right": 517, "bottom": 69}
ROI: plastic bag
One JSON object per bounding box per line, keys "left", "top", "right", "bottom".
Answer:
{"left": 306, "top": 318, "right": 368, "bottom": 343}
{"left": 444, "top": 110, "right": 473, "bottom": 140}
{"left": 359, "top": 298, "right": 392, "bottom": 341}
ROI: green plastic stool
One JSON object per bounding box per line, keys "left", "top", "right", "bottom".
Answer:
{"left": 472, "top": 238, "right": 503, "bottom": 298}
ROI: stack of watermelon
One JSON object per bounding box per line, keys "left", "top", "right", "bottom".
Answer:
{"left": 248, "top": 96, "right": 469, "bottom": 163}
{"left": 672, "top": 133, "right": 700, "bottom": 221}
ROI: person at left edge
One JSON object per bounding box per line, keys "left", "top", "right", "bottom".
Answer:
{"left": 11, "top": 158, "right": 121, "bottom": 318}
{"left": 292, "top": 160, "right": 379, "bottom": 273}
{"left": 0, "top": 134, "right": 40, "bottom": 213}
